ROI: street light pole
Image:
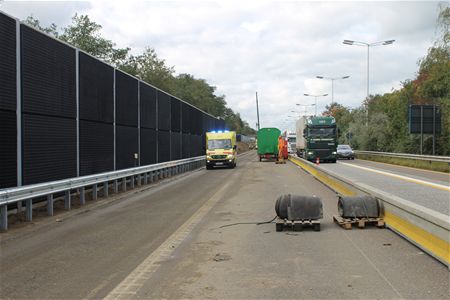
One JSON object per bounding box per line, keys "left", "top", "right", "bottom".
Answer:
{"left": 316, "top": 75, "right": 350, "bottom": 103}
{"left": 343, "top": 39, "right": 395, "bottom": 100}
{"left": 304, "top": 93, "right": 328, "bottom": 116}
{"left": 255, "top": 91, "right": 260, "bottom": 130}
{"left": 343, "top": 39, "right": 394, "bottom": 125}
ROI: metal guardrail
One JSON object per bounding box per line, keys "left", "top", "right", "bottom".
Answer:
{"left": 354, "top": 150, "right": 450, "bottom": 163}
{"left": 0, "top": 156, "right": 205, "bottom": 231}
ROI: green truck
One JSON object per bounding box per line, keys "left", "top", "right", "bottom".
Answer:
{"left": 257, "top": 127, "right": 281, "bottom": 161}
{"left": 295, "top": 116, "right": 337, "bottom": 163}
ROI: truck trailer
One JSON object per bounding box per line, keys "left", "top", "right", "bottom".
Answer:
{"left": 257, "top": 128, "right": 281, "bottom": 161}
{"left": 296, "top": 116, "right": 337, "bottom": 163}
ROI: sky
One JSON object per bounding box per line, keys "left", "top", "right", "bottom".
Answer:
{"left": 1, "top": 0, "right": 446, "bottom": 132}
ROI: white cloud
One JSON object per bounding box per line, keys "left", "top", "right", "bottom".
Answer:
{"left": 0, "top": 0, "right": 444, "bottom": 132}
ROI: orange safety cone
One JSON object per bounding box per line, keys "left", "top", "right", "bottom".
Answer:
{"left": 316, "top": 157, "right": 320, "bottom": 165}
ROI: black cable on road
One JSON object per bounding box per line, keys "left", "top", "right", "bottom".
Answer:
{"left": 219, "top": 216, "right": 278, "bottom": 228}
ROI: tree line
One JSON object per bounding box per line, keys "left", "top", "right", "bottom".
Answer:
{"left": 323, "top": 6, "right": 449, "bottom": 155}
{"left": 24, "top": 14, "right": 257, "bottom": 136}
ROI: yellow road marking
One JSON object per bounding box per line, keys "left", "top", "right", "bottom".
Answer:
{"left": 340, "top": 162, "right": 450, "bottom": 192}
{"left": 289, "top": 157, "right": 356, "bottom": 196}
{"left": 384, "top": 211, "right": 450, "bottom": 265}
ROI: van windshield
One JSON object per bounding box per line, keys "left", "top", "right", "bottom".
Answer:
{"left": 208, "top": 139, "right": 232, "bottom": 150}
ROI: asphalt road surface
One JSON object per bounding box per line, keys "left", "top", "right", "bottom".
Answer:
{"left": 0, "top": 151, "right": 448, "bottom": 299}
{"left": 319, "top": 159, "right": 450, "bottom": 215}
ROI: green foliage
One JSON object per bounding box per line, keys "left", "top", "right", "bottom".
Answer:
{"left": 59, "top": 14, "right": 130, "bottom": 66}
{"left": 119, "top": 47, "right": 176, "bottom": 93}
{"left": 24, "top": 16, "right": 59, "bottom": 37}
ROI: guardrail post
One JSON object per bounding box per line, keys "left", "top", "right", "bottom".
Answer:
{"left": 144, "top": 173, "right": 148, "bottom": 185}
{"left": 80, "top": 187, "right": 85, "bottom": 205}
{"left": 122, "top": 177, "right": 127, "bottom": 192}
{"left": 47, "top": 194, "right": 54, "bottom": 216}
{"left": 113, "top": 180, "right": 118, "bottom": 193}
{"left": 92, "top": 184, "right": 98, "bottom": 201}
{"left": 25, "top": 199, "right": 32, "bottom": 221}
{"left": 65, "top": 190, "right": 71, "bottom": 210}
{"left": 104, "top": 182, "right": 109, "bottom": 197}
{"left": 0, "top": 205, "right": 7, "bottom": 231}
{"left": 130, "top": 176, "right": 135, "bottom": 189}
{"left": 138, "top": 174, "right": 142, "bottom": 186}
{"left": 17, "top": 200, "right": 22, "bottom": 213}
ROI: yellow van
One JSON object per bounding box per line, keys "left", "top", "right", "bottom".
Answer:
{"left": 205, "top": 131, "right": 237, "bottom": 169}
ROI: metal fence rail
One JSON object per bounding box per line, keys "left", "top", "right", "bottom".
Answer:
{"left": 0, "top": 156, "right": 205, "bottom": 231}
{"left": 354, "top": 150, "right": 450, "bottom": 163}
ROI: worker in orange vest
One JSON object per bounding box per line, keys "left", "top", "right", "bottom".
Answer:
{"left": 278, "top": 136, "right": 288, "bottom": 160}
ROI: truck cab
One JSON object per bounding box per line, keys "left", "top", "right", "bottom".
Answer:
{"left": 296, "top": 116, "right": 337, "bottom": 163}
{"left": 205, "top": 131, "right": 237, "bottom": 169}
{"left": 286, "top": 132, "right": 296, "bottom": 154}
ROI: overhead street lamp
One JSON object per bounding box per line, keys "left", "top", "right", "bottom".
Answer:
{"left": 343, "top": 39, "right": 395, "bottom": 100}
{"left": 316, "top": 75, "right": 350, "bottom": 103}
{"left": 295, "top": 103, "right": 315, "bottom": 116}
{"left": 303, "top": 94, "right": 328, "bottom": 116}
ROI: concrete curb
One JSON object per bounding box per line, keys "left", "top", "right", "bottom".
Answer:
{"left": 289, "top": 155, "right": 450, "bottom": 267}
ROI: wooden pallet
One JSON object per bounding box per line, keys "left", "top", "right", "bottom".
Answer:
{"left": 333, "top": 215, "right": 385, "bottom": 229}
{"left": 275, "top": 218, "right": 320, "bottom": 232}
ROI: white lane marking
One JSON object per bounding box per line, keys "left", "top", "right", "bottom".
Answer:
{"left": 340, "top": 162, "right": 450, "bottom": 191}
{"left": 104, "top": 180, "right": 233, "bottom": 299}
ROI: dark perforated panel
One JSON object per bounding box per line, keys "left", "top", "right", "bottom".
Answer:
{"left": 140, "top": 128, "right": 157, "bottom": 165}
{"left": 116, "top": 125, "right": 138, "bottom": 170}
{"left": 115, "top": 70, "right": 138, "bottom": 126}
{"left": 191, "top": 134, "right": 203, "bottom": 157}
{"left": 181, "top": 102, "right": 190, "bottom": 134}
{"left": 79, "top": 52, "right": 114, "bottom": 123}
{"left": 171, "top": 97, "right": 181, "bottom": 132}
{"left": 157, "top": 91, "right": 171, "bottom": 131}
{"left": 140, "top": 83, "right": 157, "bottom": 129}
{"left": 182, "top": 133, "right": 191, "bottom": 158}
{"left": 0, "top": 110, "right": 17, "bottom": 188}
{"left": 171, "top": 132, "right": 181, "bottom": 160}
{"left": 193, "top": 108, "right": 203, "bottom": 135}
{"left": 22, "top": 114, "right": 76, "bottom": 185}
{"left": 79, "top": 120, "right": 114, "bottom": 176}
{"left": 157, "top": 130, "right": 171, "bottom": 162}
{"left": 202, "top": 114, "right": 208, "bottom": 134}
{"left": 0, "top": 13, "right": 16, "bottom": 112}
{"left": 21, "top": 25, "right": 76, "bottom": 118}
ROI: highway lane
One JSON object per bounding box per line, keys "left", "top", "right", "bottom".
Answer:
{"left": 0, "top": 151, "right": 448, "bottom": 299}
{"left": 320, "top": 158, "right": 450, "bottom": 215}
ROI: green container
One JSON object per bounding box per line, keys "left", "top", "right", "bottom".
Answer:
{"left": 257, "top": 128, "right": 281, "bottom": 156}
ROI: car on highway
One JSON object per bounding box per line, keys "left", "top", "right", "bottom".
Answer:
{"left": 337, "top": 144, "right": 355, "bottom": 160}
